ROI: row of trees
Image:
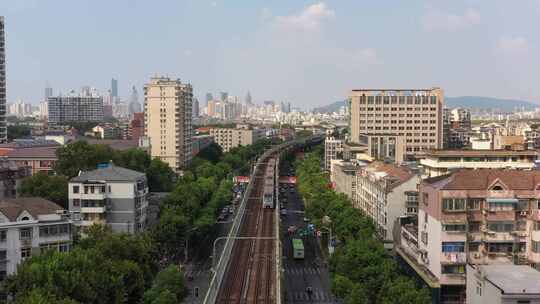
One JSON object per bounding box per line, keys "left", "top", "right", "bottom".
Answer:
{"left": 5, "top": 226, "right": 184, "bottom": 304}
{"left": 152, "top": 140, "right": 276, "bottom": 262}
{"left": 294, "top": 147, "right": 431, "bottom": 304}
{"left": 19, "top": 141, "right": 176, "bottom": 208}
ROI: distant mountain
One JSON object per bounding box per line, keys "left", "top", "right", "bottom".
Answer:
{"left": 313, "top": 100, "right": 347, "bottom": 113}
{"left": 313, "top": 96, "right": 539, "bottom": 113}
{"left": 446, "top": 96, "right": 539, "bottom": 112}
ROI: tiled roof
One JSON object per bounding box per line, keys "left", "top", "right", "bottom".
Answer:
{"left": 365, "top": 161, "right": 415, "bottom": 189}
{"left": 6, "top": 146, "right": 58, "bottom": 159}
{"left": 71, "top": 164, "right": 145, "bottom": 182}
{"left": 430, "top": 169, "right": 540, "bottom": 190}
{"left": 79, "top": 138, "right": 139, "bottom": 151}
{"left": 0, "top": 197, "right": 63, "bottom": 221}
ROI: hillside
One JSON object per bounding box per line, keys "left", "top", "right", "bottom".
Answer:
{"left": 313, "top": 96, "right": 539, "bottom": 113}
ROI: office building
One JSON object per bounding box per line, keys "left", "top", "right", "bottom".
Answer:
{"left": 220, "top": 92, "right": 228, "bottom": 102}
{"left": 420, "top": 149, "right": 538, "bottom": 178}
{"left": 48, "top": 95, "right": 104, "bottom": 124}
{"left": 111, "top": 78, "right": 118, "bottom": 98}
{"left": 0, "top": 17, "right": 6, "bottom": 143}
{"left": 245, "top": 91, "right": 252, "bottom": 105}
{"left": 69, "top": 164, "right": 149, "bottom": 233}
{"left": 324, "top": 137, "right": 343, "bottom": 171}
{"left": 209, "top": 125, "right": 264, "bottom": 152}
{"left": 396, "top": 169, "right": 540, "bottom": 303}
{"left": 128, "top": 86, "right": 141, "bottom": 114}
{"left": 0, "top": 197, "right": 72, "bottom": 279}
{"left": 144, "top": 77, "right": 193, "bottom": 172}
{"left": 357, "top": 134, "right": 405, "bottom": 164}
{"left": 349, "top": 88, "right": 444, "bottom": 158}
{"left": 44, "top": 84, "right": 53, "bottom": 102}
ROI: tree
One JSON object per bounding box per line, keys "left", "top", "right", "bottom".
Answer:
{"left": 196, "top": 142, "right": 223, "bottom": 163}
{"left": 143, "top": 265, "right": 185, "bottom": 304}
{"left": 377, "top": 277, "right": 431, "bottom": 304}
{"left": 55, "top": 141, "right": 115, "bottom": 177}
{"left": 146, "top": 159, "right": 175, "bottom": 192}
{"left": 14, "top": 289, "right": 79, "bottom": 304}
{"left": 18, "top": 173, "right": 69, "bottom": 208}
{"left": 8, "top": 125, "right": 31, "bottom": 140}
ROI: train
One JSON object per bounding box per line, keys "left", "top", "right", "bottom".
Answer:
{"left": 262, "top": 157, "right": 276, "bottom": 208}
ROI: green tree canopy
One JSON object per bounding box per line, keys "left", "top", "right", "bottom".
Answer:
{"left": 18, "top": 172, "right": 69, "bottom": 209}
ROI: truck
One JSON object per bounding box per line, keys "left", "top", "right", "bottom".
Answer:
{"left": 292, "top": 238, "right": 304, "bottom": 259}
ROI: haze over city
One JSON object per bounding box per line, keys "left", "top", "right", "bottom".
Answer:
{"left": 3, "top": 0, "right": 540, "bottom": 108}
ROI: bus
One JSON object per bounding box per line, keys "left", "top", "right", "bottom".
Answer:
{"left": 292, "top": 238, "right": 304, "bottom": 259}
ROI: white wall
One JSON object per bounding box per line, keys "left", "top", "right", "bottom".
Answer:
{"left": 418, "top": 208, "right": 442, "bottom": 279}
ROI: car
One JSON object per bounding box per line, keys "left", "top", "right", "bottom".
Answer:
{"left": 280, "top": 209, "right": 287, "bottom": 216}
{"left": 218, "top": 214, "right": 226, "bottom": 221}
{"left": 303, "top": 217, "right": 310, "bottom": 222}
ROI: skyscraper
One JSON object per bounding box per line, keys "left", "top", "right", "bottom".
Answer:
{"left": 128, "top": 86, "right": 141, "bottom": 114}
{"left": 205, "top": 93, "right": 213, "bottom": 104}
{"left": 144, "top": 77, "right": 192, "bottom": 172}
{"left": 192, "top": 97, "right": 199, "bottom": 118}
{"left": 245, "top": 91, "right": 252, "bottom": 105}
{"left": 220, "top": 92, "right": 228, "bottom": 102}
{"left": 111, "top": 78, "right": 118, "bottom": 98}
{"left": 0, "top": 17, "right": 6, "bottom": 143}
{"left": 44, "top": 83, "right": 53, "bottom": 102}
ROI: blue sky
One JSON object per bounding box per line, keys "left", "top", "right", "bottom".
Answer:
{"left": 2, "top": 0, "right": 540, "bottom": 109}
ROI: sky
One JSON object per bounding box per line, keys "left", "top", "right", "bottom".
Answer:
{"left": 2, "top": 0, "right": 540, "bottom": 109}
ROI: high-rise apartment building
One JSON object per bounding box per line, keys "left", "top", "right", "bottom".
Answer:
{"left": 349, "top": 88, "right": 444, "bottom": 158}
{"left": 209, "top": 125, "right": 264, "bottom": 152}
{"left": 0, "top": 17, "right": 6, "bottom": 143}
{"left": 192, "top": 97, "right": 199, "bottom": 118}
{"left": 144, "top": 77, "right": 192, "bottom": 172}
{"left": 48, "top": 95, "right": 104, "bottom": 124}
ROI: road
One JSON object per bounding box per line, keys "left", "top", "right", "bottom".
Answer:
{"left": 280, "top": 164, "right": 340, "bottom": 304}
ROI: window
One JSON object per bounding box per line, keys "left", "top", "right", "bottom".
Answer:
{"left": 0, "top": 230, "right": 6, "bottom": 242}
{"left": 443, "top": 224, "right": 466, "bottom": 232}
{"left": 442, "top": 265, "right": 465, "bottom": 274}
{"left": 467, "top": 198, "right": 482, "bottom": 210}
{"left": 469, "top": 243, "right": 480, "bottom": 252}
{"left": 421, "top": 231, "right": 428, "bottom": 245}
{"left": 73, "top": 186, "right": 79, "bottom": 194}
{"left": 73, "top": 199, "right": 80, "bottom": 207}
{"left": 84, "top": 186, "right": 89, "bottom": 194}
{"left": 442, "top": 198, "right": 466, "bottom": 211}
{"left": 487, "top": 242, "right": 515, "bottom": 253}
{"left": 21, "top": 247, "right": 31, "bottom": 259}
{"left": 488, "top": 221, "right": 514, "bottom": 232}
{"left": 533, "top": 241, "right": 540, "bottom": 253}
{"left": 19, "top": 228, "right": 32, "bottom": 240}
{"left": 469, "top": 222, "right": 481, "bottom": 232}
{"left": 442, "top": 242, "right": 465, "bottom": 252}
{"left": 488, "top": 202, "right": 514, "bottom": 211}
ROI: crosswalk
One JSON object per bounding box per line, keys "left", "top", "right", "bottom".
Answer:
{"left": 284, "top": 267, "right": 321, "bottom": 275}
{"left": 289, "top": 291, "right": 336, "bottom": 302}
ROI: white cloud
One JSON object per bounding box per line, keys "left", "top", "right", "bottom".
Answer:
{"left": 273, "top": 2, "right": 335, "bottom": 31}
{"left": 497, "top": 36, "right": 529, "bottom": 53}
{"left": 423, "top": 8, "right": 481, "bottom": 31}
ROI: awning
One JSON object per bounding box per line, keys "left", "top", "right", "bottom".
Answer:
{"left": 486, "top": 198, "right": 518, "bottom": 204}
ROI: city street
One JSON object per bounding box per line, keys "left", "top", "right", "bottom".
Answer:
{"left": 280, "top": 165, "right": 339, "bottom": 304}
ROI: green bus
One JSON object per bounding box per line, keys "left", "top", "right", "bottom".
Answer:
{"left": 292, "top": 238, "right": 304, "bottom": 259}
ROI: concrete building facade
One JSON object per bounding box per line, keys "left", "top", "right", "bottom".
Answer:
{"left": 0, "top": 17, "right": 6, "bottom": 143}
{"left": 144, "top": 77, "right": 193, "bottom": 172}
{"left": 324, "top": 137, "right": 343, "bottom": 171}
{"left": 209, "top": 126, "right": 264, "bottom": 152}
{"left": 48, "top": 96, "right": 104, "bottom": 124}
{"left": 349, "top": 88, "right": 444, "bottom": 158}
{"left": 68, "top": 164, "right": 149, "bottom": 234}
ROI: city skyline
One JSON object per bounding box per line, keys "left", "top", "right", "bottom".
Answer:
{"left": 2, "top": 1, "right": 540, "bottom": 108}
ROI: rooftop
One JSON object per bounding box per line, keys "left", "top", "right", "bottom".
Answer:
{"left": 364, "top": 161, "right": 416, "bottom": 189}
{"left": 480, "top": 264, "right": 540, "bottom": 294}
{"left": 71, "top": 164, "right": 145, "bottom": 182}
{"left": 6, "top": 146, "right": 58, "bottom": 159}
{"left": 424, "top": 169, "right": 540, "bottom": 191}
{"left": 425, "top": 149, "right": 537, "bottom": 157}
{"left": 79, "top": 138, "right": 139, "bottom": 151}
{"left": 0, "top": 197, "right": 63, "bottom": 222}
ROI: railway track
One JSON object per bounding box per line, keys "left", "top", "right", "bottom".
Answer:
{"left": 216, "top": 155, "right": 277, "bottom": 304}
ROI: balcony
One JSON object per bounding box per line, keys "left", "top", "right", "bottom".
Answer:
{"left": 80, "top": 207, "right": 106, "bottom": 213}
{"left": 440, "top": 252, "right": 467, "bottom": 264}
{"left": 440, "top": 273, "right": 466, "bottom": 286}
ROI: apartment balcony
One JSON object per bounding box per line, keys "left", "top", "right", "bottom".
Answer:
{"left": 440, "top": 273, "right": 466, "bottom": 286}
{"left": 441, "top": 231, "right": 467, "bottom": 242}
{"left": 467, "top": 232, "right": 483, "bottom": 243}
{"left": 78, "top": 219, "right": 106, "bottom": 227}
{"left": 440, "top": 252, "right": 467, "bottom": 265}
{"left": 484, "top": 231, "right": 516, "bottom": 242}
{"left": 79, "top": 192, "right": 106, "bottom": 200}
{"left": 80, "top": 206, "right": 106, "bottom": 213}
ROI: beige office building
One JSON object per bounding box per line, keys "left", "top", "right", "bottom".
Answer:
{"left": 144, "top": 77, "right": 192, "bottom": 172}
{"left": 350, "top": 88, "right": 444, "bottom": 157}
{"left": 209, "top": 126, "right": 264, "bottom": 152}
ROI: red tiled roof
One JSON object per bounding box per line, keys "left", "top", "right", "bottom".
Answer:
{"left": 432, "top": 169, "right": 540, "bottom": 190}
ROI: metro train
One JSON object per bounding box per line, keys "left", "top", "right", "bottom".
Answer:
{"left": 262, "top": 158, "right": 276, "bottom": 208}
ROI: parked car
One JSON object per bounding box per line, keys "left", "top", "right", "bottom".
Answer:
{"left": 281, "top": 209, "right": 287, "bottom": 216}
